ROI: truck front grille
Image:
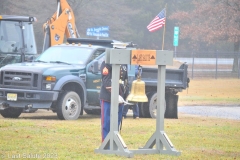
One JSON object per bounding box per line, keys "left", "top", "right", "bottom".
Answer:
{"left": 1, "top": 71, "right": 39, "bottom": 89}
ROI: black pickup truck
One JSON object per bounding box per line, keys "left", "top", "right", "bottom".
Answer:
{"left": 0, "top": 38, "right": 189, "bottom": 120}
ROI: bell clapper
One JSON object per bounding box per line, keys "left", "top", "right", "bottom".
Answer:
{"left": 137, "top": 65, "right": 142, "bottom": 79}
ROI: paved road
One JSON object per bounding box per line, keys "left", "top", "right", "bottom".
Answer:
{"left": 178, "top": 106, "right": 240, "bottom": 120}
{"left": 0, "top": 106, "right": 239, "bottom": 120}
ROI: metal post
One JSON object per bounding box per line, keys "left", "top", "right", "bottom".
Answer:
{"left": 157, "top": 65, "right": 166, "bottom": 131}
{"left": 191, "top": 51, "right": 194, "bottom": 79}
{"left": 132, "top": 65, "right": 180, "bottom": 156}
{"left": 238, "top": 52, "right": 240, "bottom": 79}
{"left": 215, "top": 50, "right": 218, "bottom": 79}
{"left": 131, "top": 50, "right": 180, "bottom": 156}
{"left": 174, "top": 46, "right": 177, "bottom": 58}
{"left": 95, "top": 51, "right": 133, "bottom": 158}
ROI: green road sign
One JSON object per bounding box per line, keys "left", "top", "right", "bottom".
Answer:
{"left": 173, "top": 27, "right": 179, "bottom": 46}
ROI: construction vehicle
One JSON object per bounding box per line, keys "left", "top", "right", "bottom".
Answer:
{"left": 0, "top": 2, "right": 189, "bottom": 120}
{"left": 0, "top": 15, "right": 38, "bottom": 67}
{"left": 42, "top": 0, "right": 80, "bottom": 52}
{"left": 0, "top": 38, "right": 189, "bottom": 120}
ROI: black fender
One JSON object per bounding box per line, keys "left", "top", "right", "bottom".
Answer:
{"left": 53, "top": 75, "right": 87, "bottom": 107}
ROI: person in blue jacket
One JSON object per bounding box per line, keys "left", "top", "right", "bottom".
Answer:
{"left": 99, "top": 61, "right": 126, "bottom": 141}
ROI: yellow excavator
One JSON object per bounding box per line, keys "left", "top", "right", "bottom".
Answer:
{"left": 42, "top": 0, "right": 80, "bottom": 52}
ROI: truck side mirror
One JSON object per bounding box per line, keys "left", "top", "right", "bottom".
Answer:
{"left": 90, "top": 60, "right": 99, "bottom": 74}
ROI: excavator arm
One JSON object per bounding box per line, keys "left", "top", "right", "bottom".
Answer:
{"left": 42, "top": 0, "right": 80, "bottom": 52}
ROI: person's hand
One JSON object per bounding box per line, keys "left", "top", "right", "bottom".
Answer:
{"left": 106, "top": 87, "right": 111, "bottom": 92}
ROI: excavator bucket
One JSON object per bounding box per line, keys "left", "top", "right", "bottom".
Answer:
{"left": 42, "top": 0, "right": 79, "bottom": 52}
{"left": 59, "top": 0, "right": 79, "bottom": 38}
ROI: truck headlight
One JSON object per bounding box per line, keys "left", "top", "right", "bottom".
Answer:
{"left": 46, "top": 84, "right": 52, "bottom": 90}
{"left": 42, "top": 76, "right": 56, "bottom": 90}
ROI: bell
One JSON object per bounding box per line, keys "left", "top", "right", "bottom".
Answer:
{"left": 127, "top": 77, "right": 148, "bottom": 102}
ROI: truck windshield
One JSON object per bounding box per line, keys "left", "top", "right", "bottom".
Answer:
{"left": 36, "top": 46, "right": 93, "bottom": 65}
{"left": 0, "top": 20, "right": 37, "bottom": 54}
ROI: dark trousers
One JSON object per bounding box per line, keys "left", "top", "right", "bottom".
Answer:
{"left": 100, "top": 100, "right": 123, "bottom": 142}
{"left": 122, "top": 104, "right": 139, "bottom": 118}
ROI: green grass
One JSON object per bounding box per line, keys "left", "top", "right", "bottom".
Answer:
{"left": 0, "top": 78, "right": 240, "bottom": 159}
{"left": 178, "top": 78, "right": 240, "bottom": 106}
{"left": 0, "top": 114, "right": 240, "bottom": 159}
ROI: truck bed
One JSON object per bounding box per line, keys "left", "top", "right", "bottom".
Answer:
{"left": 140, "top": 63, "right": 189, "bottom": 90}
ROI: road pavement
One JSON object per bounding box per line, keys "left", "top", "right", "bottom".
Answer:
{"left": 0, "top": 106, "right": 239, "bottom": 120}
{"left": 178, "top": 106, "right": 240, "bottom": 120}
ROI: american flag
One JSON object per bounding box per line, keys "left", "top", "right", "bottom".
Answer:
{"left": 147, "top": 8, "right": 166, "bottom": 32}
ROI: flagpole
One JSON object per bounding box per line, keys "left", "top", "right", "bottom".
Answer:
{"left": 162, "top": 4, "right": 167, "bottom": 50}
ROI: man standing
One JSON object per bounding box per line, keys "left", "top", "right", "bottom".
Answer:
{"left": 119, "top": 64, "right": 129, "bottom": 101}
{"left": 122, "top": 104, "right": 140, "bottom": 119}
{"left": 99, "top": 61, "right": 125, "bottom": 141}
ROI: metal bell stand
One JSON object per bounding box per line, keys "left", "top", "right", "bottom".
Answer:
{"left": 95, "top": 48, "right": 181, "bottom": 158}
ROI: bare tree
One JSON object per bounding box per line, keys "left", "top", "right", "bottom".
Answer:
{"left": 170, "top": 0, "right": 240, "bottom": 71}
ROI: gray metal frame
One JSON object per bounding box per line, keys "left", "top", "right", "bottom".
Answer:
{"left": 95, "top": 49, "right": 180, "bottom": 158}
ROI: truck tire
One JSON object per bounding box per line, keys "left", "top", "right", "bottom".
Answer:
{"left": 165, "top": 93, "right": 178, "bottom": 119}
{"left": 138, "top": 102, "right": 144, "bottom": 118}
{"left": 0, "top": 107, "right": 23, "bottom": 118}
{"left": 139, "top": 92, "right": 152, "bottom": 118}
{"left": 56, "top": 91, "right": 81, "bottom": 120}
{"left": 141, "top": 92, "right": 166, "bottom": 118}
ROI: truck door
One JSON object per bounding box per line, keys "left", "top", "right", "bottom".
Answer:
{"left": 86, "top": 50, "right": 105, "bottom": 106}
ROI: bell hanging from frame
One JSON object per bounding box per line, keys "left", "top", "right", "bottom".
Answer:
{"left": 126, "top": 77, "right": 148, "bottom": 103}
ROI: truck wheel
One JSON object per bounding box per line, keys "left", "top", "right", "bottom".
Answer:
{"left": 57, "top": 91, "right": 81, "bottom": 120}
{"left": 141, "top": 92, "right": 166, "bottom": 118}
{"left": 165, "top": 92, "right": 178, "bottom": 119}
{"left": 138, "top": 102, "right": 144, "bottom": 118}
{"left": 139, "top": 93, "right": 151, "bottom": 118}
{"left": 0, "top": 108, "right": 23, "bottom": 118}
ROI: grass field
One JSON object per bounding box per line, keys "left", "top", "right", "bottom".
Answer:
{"left": 178, "top": 78, "right": 240, "bottom": 106}
{"left": 0, "top": 78, "right": 239, "bottom": 159}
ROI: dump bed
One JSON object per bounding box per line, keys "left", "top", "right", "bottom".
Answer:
{"left": 141, "top": 63, "right": 189, "bottom": 90}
